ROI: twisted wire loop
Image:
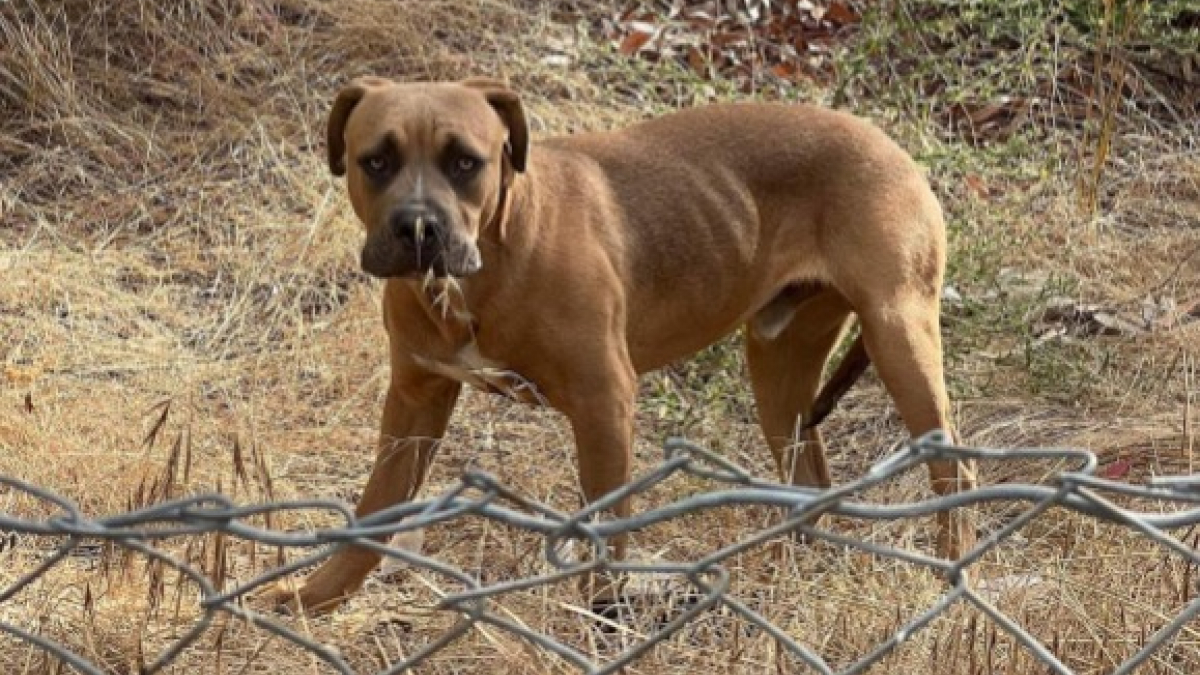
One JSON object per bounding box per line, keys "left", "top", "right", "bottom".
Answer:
{"left": 2, "top": 431, "right": 1198, "bottom": 674}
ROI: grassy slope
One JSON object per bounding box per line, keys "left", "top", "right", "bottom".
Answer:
{"left": 0, "top": 0, "right": 1197, "bottom": 672}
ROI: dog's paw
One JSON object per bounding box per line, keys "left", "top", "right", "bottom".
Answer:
{"left": 246, "top": 580, "right": 303, "bottom": 616}
{"left": 248, "top": 579, "right": 347, "bottom": 617}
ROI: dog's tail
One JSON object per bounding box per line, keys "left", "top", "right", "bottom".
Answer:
{"left": 803, "top": 332, "right": 870, "bottom": 430}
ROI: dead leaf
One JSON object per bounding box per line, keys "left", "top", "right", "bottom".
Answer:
{"left": 1100, "top": 458, "right": 1132, "bottom": 479}
{"left": 1032, "top": 325, "right": 1069, "bottom": 346}
{"left": 1035, "top": 297, "right": 1147, "bottom": 338}
{"left": 687, "top": 45, "right": 708, "bottom": 74}
{"left": 1141, "top": 293, "right": 1200, "bottom": 331}
{"left": 611, "top": 0, "right": 845, "bottom": 89}
{"left": 1090, "top": 311, "right": 1143, "bottom": 337}
{"left": 826, "top": 2, "right": 860, "bottom": 25}
{"left": 771, "top": 62, "right": 798, "bottom": 78}
{"left": 1182, "top": 295, "right": 1200, "bottom": 321}
{"left": 968, "top": 100, "right": 1009, "bottom": 126}
{"left": 619, "top": 27, "right": 654, "bottom": 56}
{"left": 965, "top": 173, "right": 990, "bottom": 198}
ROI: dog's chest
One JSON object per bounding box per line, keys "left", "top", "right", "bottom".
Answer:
{"left": 408, "top": 279, "right": 543, "bottom": 404}
{"left": 411, "top": 340, "right": 544, "bottom": 405}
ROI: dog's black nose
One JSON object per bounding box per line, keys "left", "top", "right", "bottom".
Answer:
{"left": 391, "top": 203, "right": 440, "bottom": 244}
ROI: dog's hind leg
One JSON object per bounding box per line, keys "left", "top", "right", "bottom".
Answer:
{"left": 746, "top": 287, "right": 854, "bottom": 492}
{"left": 855, "top": 291, "right": 978, "bottom": 559}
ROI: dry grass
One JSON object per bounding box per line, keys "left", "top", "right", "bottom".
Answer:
{"left": 1, "top": 0, "right": 1198, "bottom": 673}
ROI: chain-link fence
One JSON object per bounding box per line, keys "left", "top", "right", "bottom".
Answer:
{"left": 2, "top": 431, "right": 1199, "bottom": 674}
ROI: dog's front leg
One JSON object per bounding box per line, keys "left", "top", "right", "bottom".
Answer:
{"left": 557, "top": 366, "right": 637, "bottom": 607}
{"left": 256, "top": 370, "right": 461, "bottom": 615}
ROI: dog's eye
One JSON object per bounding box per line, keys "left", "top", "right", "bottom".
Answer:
{"left": 362, "top": 155, "right": 390, "bottom": 178}
{"left": 451, "top": 155, "right": 479, "bottom": 178}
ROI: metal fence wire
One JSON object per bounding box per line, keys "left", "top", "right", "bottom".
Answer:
{"left": 3, "top": 431, "right": 1200, "bottom": 674}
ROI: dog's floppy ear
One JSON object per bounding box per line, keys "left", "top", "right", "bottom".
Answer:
{"left": 459, "top": 77, "right": 529, "bottom": 173}
{"left": 327, "top": 76, "right": 391, "bottom": 176}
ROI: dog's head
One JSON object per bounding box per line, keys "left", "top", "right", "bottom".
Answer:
{"left": 327, "top": 77, "right": 528, "bottom": 279}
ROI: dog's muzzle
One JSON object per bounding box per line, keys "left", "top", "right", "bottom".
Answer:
{"left": 391, "top": 202, "right": 438, "bottom": 249}
{"left": 360, "top": 201, "right": 482, "bottom": 279}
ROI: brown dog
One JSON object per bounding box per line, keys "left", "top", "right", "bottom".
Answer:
{"left": 258, "top": 76, "right": 978, "bottom": 613}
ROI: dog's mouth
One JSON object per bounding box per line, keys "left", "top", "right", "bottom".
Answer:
{"left": 360, "top": 230, "right": 482, "bottom": 279}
